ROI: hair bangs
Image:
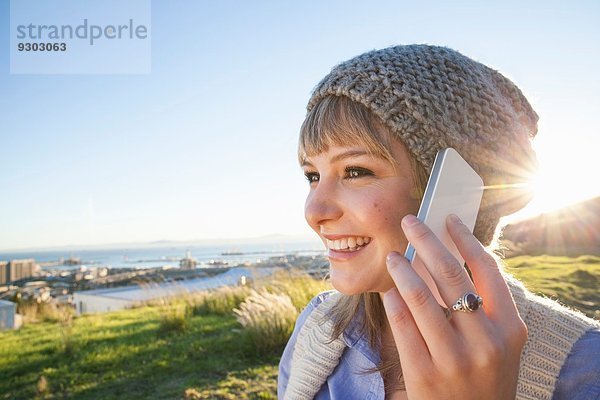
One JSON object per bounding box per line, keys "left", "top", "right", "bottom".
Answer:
{"left": 298, "top": 96, "right": 396, "bottom": 167}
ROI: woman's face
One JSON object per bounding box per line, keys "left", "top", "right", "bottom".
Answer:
{"left": 302, "top": 139, "right": 420, "bottom": 294}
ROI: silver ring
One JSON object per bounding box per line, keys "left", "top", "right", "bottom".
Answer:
{"left": 451, "top": 292, "right": 483, "bottom": 313}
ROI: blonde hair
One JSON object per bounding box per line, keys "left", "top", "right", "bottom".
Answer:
{"left": 298, "top": 95, "right": 431, "bottom": 389}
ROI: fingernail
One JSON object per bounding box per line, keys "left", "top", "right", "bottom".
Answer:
{"left": 386, "top": 251, "right": 401, "bottom": 264}
{"left": 448, "top": 214, "right": 463, "bottom": 225}
{"left": 402, "top": 214, "right": 419, "bottom": 227}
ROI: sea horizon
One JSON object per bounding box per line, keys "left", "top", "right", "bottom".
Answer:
{"left": 0, "top": 239, "right": 325, "bottom": 270}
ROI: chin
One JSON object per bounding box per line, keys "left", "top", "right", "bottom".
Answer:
{"left": 327, "top": 269, "right": 357, "bottom": 294}
{"left": 329, "top": 269, "right": 377, "bottom": 295}
{"left": 329, "top": 267, "right": 394, "bottom": 295}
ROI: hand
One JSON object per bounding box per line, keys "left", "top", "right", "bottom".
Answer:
{"left": 382, "top": 214, "right": 527, "bottom": 400}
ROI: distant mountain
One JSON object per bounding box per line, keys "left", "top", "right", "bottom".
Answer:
{"left": 500, "top": 196, "right": 600, "bottom": 257}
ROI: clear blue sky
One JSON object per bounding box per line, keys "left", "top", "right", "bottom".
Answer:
{"left": 1, "top": 0, "right": 599, "bottom": 251}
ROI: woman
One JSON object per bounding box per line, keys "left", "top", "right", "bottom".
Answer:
{"left": 278, "top": 45, "right": 600, "bottom": 400}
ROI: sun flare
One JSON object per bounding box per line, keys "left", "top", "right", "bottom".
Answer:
{"left": 505, "top": 134, "right": 600, "bottom": 223}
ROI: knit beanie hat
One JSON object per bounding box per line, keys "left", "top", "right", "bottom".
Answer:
{"left": 306, "top": 44, "right": 539, "bottom": 246}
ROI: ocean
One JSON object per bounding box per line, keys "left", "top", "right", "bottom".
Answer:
{"left": 0, "top": 240, "right": 326, "bottom": 270}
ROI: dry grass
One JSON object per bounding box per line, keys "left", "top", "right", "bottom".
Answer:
{"left": 186, "top": 269, "right": 331, "bottom": 317}
{"left": 191, "top": 285, "right": 253, "bottom": 316}
{"left": 259, "top": 270, "right": 331, "bottom": 311}
{"left": 18, "top": 301, "right": 75, "bottom": 326}
{"left": 18, "top": 302, "right": 39, "bottom": 324}
{"left": 189, "top": 269, "right": 331, "bottom": 356}
{"left": 233, "top": 290, "right": 299, "bottom": 355}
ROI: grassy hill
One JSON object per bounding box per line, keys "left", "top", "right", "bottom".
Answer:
{"left": 503, "top": 255, "right": 599, "bottom": 319}
{"left": 501, "top": 196, "right": 600, "bottom": 257}
{"left": 1, "top": 257, "right": 598, "bottom": 399}
{"left": 1, "top": 307, "right": 275, "bottom": 399}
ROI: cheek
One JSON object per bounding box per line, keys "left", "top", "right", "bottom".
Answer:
{"left": 370, "top": 198, "right": 406, "bottom": 229}
{"left": 368, "top": 190, "right": 419, "bottom": 249}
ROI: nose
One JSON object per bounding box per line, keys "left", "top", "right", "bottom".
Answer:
{"left": 304, "top": 179, "right": 343, "bottom": 229}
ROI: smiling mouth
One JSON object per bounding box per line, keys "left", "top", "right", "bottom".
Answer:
{"left": 325, "top": 236, "right": 372, "bottom": 252}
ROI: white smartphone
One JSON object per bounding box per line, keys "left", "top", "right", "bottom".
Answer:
{"left": 404, "top": 148, "right": 483, "bottom": 275}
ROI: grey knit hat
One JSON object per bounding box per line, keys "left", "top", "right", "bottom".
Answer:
{"left": 307, "top": 44, "right": 539, "bottom": 246}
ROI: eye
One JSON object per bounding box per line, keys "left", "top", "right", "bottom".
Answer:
{"left": 302, "top": 166, "right": 373, "bottom": 185}
{"left": 345, "top": 166, "right": 373, "bottom": 179}
{"left": 304, "top": 171, "right": 319, "bottom": 183}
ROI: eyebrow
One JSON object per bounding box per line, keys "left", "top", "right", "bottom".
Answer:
{"left": 301, "top": 149, "right": 374, "bottom": 168}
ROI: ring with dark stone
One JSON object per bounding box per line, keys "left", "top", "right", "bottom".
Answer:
{"left": 451, "top": 292, "right": 483, "bottom": 313}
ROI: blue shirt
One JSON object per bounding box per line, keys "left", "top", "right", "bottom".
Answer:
{"left": 278, "top": 292, "right": 600, "bottom": 400}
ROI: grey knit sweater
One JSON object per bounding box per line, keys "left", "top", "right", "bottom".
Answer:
{"left": 283, "top": 273, "right": 600, "bottom": 400}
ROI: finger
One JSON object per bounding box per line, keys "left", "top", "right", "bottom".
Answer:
{"left": 382, "top": 286, "right": 433, "bottom": 373}
{"left": 446, "top": 214, "right": 520, "bottom": 320}
{"left": 386, "top": 251, "right": 457, "bottom": 356}
{"left": 401, "top": 214, "right": 477, "bottom": 309}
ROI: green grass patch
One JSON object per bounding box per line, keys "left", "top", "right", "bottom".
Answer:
{"left": 0, "top": 305, "right": 276, "bottom": 399}
{"left": 182, "top": 365, "right": 278, "bottom": 399}
{"left": 504, "top": 255, "right": 600, "bottom": 319}
{"left": 0, "top": 270, "right": 328, "bottom": 399}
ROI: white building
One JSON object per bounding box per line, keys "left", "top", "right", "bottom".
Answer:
{"left": 73, "top": 267, "right": 273, "bottom": 315}
{"left": 0, "top": 300, "right": 21, "bottom": 330}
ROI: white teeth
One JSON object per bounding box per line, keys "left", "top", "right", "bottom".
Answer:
{"left": 340, "top": 238, "right": 348, "bottom": 250}
{"left": 347, "top": 237, "right": 356, "bottom": 249}
{"left": 326, "top": 236, "right": 371, "bottom": 250}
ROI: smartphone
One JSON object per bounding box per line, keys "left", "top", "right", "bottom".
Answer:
{"left": 404, "top": 148, "right": 483, "bottom": 273}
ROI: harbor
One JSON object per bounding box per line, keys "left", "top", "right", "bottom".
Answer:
{"left": 0, "top": 243, "right": 328, "bottom": 322}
